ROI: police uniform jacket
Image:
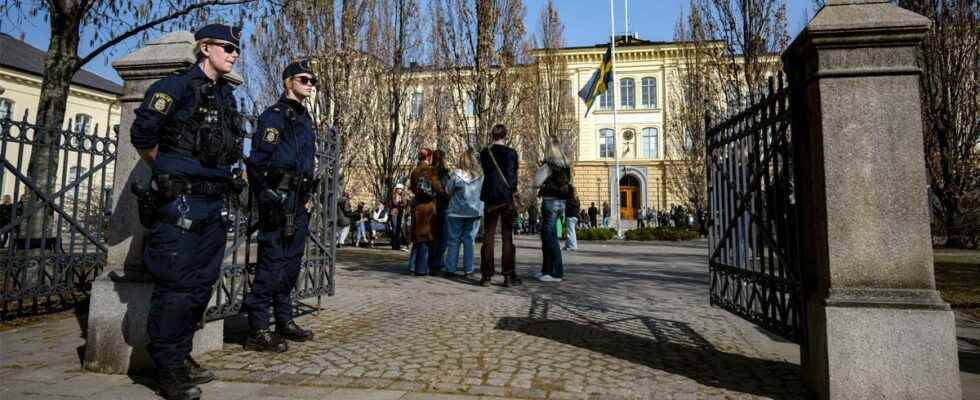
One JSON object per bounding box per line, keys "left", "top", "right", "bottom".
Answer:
{"left": 131, "top": 64, "right": 242, "bottom": 182}
{"left": 248, "top": 96, "right": 316, "bottom": 192}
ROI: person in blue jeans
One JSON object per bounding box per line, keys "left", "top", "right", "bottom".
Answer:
{"left": 442, "top": 151, "right": 485, "bottom": 277}
{"left": 534, "top": 140, "right": 572, "bottom": 283}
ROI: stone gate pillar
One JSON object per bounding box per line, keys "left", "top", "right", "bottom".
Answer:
{"left": 84, "top": 32, "right": 224, "bottom": 374}
{"left": 783, "top": 1, "right": 962, "bottom": 399}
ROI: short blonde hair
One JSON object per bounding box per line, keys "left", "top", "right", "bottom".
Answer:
{"left": 193, "top": 39, "right": 211, "bottom": 60}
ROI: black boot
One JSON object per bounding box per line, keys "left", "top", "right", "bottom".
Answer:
{"left": 243, "top": 329, "right": 289, "bottom": 352}
{"left": 276, "top": 320, "right": 314, "bottom": 342}
{"left": 157, "top": 366, "right": 202, "bottom": 400}
{"left": 184, "top": 356, "right": 214, "bottom": 385}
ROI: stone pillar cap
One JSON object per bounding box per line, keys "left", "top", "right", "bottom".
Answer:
{"left": 808, "top": 0, "right": 930, "bottom": 33}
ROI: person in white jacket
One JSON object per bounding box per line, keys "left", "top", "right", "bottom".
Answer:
{"left": 443, "top": 151, "right": 485, "bottom": 277}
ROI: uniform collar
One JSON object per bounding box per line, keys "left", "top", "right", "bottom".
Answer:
{"left": 187, "top": 64, "right": 228, "bottom": 86}
{"left": 278, "top": 95, "right": 308, "bottom": 115}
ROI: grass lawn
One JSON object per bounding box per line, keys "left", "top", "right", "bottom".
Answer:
{"left": 933, "top": 249, "right": 980, "bottom": 320}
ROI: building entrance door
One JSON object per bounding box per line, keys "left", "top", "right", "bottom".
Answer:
{"left": 619, "top": 175, "right": 640, "bottom": 220}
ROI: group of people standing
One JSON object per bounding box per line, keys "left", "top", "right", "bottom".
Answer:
{"left": 131, "top": 23, "right": 322, "bottom": 400}
{"left": 396, "top": 125, "right": 578, "bottom": 286}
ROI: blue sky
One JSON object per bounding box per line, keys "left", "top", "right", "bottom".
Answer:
{"left": 2, "top": 0, "right": 816, "bottom": 84}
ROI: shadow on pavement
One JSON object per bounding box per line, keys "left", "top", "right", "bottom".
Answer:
{"left": 496, "top": 296, "right": 809, "bottom": 399}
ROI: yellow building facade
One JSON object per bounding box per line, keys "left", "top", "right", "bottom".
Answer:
{"left": 557, "top": 36, "right": 689, "bottom": 221}
{"left": 0, "top": 33, "right": 122, "bottom": 200}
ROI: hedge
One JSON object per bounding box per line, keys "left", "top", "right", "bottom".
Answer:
{"left": 575, "top": 228, "right": 618, "bottom": 241}
{"left": 624, "top": 227, "right": 700, "bottom": 241}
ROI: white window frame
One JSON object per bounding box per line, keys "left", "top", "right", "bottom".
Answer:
{"left": 599, "top": 128, "right": 615, "bottom": 158}
{"left": 409, "top": 92, "right": 423, "bottom": 120}
{"left": 0, "top": 98, "right": 14, "bottom": 120}
{"left": 642, "top": 127, "right": 659, "bottom": 159}
{"left": 620, "top": 78, "right": 635, "bottom": 109}
{"left": 598, "top": 86, "right": 614, "bottom": 110}
{"left": 641, "top": 77, "right": 657, "bottom": 108}
{"left": 74, "top": 113, "right": 93, "bottom": 134}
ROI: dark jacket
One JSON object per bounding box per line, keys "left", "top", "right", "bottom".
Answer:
{"left": 337, "top": 197, "right": 353, "bottom": 226}
{"left": 537, "top": 162, "right": 572, "bottom": 199}
{"left": 565, "top": 196, "right": 581, "bottom": 218}
{"left": 479, "top": 144, "right": 519, "bottom": 206}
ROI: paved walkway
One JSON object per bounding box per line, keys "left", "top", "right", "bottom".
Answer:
{"left": 1, "top": 236, "right": 977, "bottom": 399}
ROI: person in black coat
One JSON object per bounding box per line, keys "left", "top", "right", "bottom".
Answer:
{"left": 588, "top": 202, "right": 598, "bottom": 228}
{"left": 478, "top": 124, "right": 521, "bottom": 287}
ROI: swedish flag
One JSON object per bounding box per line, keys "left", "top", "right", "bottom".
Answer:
{"left": 578, "top": 44, "right": 614, "bottom": 117}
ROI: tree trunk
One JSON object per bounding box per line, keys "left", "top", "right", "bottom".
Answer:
{"left": 24, "top": 12, "right": 82, "bottom": 249}
{"left": 474, "top": 0, "right": 493, "bottom": 149}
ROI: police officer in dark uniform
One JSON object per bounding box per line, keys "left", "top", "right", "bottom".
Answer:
{"left": 131, "top": 24, "right": 246, "bottom": 400}
{"left": 239, "top": 59, "right": 319, "bottom": 352}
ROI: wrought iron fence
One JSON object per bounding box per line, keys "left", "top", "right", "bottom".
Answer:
{"left": 0, "top": 110, "right": 117, "bottom": 318}
{"left": 0, "top": 109, "right": 339, "bottom": 321}
{"left": 706, "top": 73, "right": 804, "bottom": 343}
{"left": 204, "top": 115, "right": 339, "bottom": 321}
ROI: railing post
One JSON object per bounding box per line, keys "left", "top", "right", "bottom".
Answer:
{"left": 84, "top": 32, "right": 224, "bottom": 374}
{"left": 783, "top": 1, "right": 961, "bottom": 398}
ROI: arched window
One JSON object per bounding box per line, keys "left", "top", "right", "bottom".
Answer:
{"left": 74, "top": 113, "right": 92, "bottom": 134}
{"left": 620, "top": 78, "right": 635, "bottom": 109}
{"left": 641, "top": 77, "right": 657, "bottom": 108}
{"left": 599, "top": 129, "right": 615, "bottom": 158}
{"left": 599, "top": 86, "right": 614, "bottom": 110}
{"left": 642, "top": 127, "right": 659, "bottom": 158}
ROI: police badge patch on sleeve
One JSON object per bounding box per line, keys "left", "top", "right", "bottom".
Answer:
{"left": 263, "top": 128, "right": 280, "bottom": 144}
{"left": 150, "top": 92, "right": 174, "bottom": 115}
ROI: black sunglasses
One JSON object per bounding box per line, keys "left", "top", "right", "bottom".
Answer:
{"left": 296, "top": 76, "right": 318, "bottom": 86}
{"left": 211, "top": 42, "right": 241, "bottom": 54}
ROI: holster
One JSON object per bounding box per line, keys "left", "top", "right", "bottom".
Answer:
{"left": 130, "top": 182, "right": 157, "bottom": 228}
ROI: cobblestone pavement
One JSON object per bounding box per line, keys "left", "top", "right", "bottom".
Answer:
{"left": 198, "top": 237, "right": 812, "bottom": 399}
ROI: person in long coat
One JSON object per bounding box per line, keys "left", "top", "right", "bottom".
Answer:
{"left": 407, "top": 148, "right": 445, "bottom": 275}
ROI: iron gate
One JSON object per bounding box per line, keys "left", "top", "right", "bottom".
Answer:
{"left": 0, "top": 111, "right": 116, "bottom": 318}
{"left": 0, "top": 108, "right": 339, "bottom": 321}
{"left": 204, "top": 116, "right": 340, "bottom": 321}
{"left": 706, "top": 73, "right": 804, "bottom": 342}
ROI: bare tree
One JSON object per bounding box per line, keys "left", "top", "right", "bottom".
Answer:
{"left": 526, "top": 0, "right": 578, "bottom": 166}
{"left": 363, "top": 0, "right": 426, "bottom": 206}
{"left": 431, "top": 0, "right": 531, "bottom": 151}
{"left": 666, "top": 0, "right": 789, "bottom": 214}
{"left": 664, "top": 6, "right": 718, "bottom": 215}
{"left": 897, "top": 0, "right": 979, "bottom": 248}
{"left": 3, "top": 0, "right": 258, "bottom": 242}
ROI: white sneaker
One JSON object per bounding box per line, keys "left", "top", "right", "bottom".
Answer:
{"left": 533, "top": 272, "right": 544, "bottom": 279}
{"left": 540, "top": 275, "right": 563, "bottom": 282}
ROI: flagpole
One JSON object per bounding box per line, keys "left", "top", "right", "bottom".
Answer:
{"left": 609, "top": 0, "right": 622, "bottom": 238}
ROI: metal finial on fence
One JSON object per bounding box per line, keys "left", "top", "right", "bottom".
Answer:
{"left": 20, "top": 108, "right": 29, "bottom": 122}
{"left": 777, "top": 71, "right": 785, "bottom": 90}
{"left": 768, "top": 76, "right": 776, "bottom": 96}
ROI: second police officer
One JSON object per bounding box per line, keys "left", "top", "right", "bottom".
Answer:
{"left": 239, "top": 59, "right": 319, "bottom": 352}
{"left": 131, "top": 24, "right": 246, "bottom": 400}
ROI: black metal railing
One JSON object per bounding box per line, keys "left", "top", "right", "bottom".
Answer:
{"left": 203, "top": 116, "right": 339, "bottom": 321}
{"left": 0, "top": 109, "right": 339, "bottom": 321}
{"left": 0, "top": 110, "right": 117, "bottom": 318}
{"left": 706, "top": 73, "right": 804, "bottom": 343}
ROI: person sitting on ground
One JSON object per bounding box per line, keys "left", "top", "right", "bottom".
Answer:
{"left": 534, "top": 140, "right": 573, "bottom": 283}
{"left": 442, "top": 150, "right": 485, "bottom": 278}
